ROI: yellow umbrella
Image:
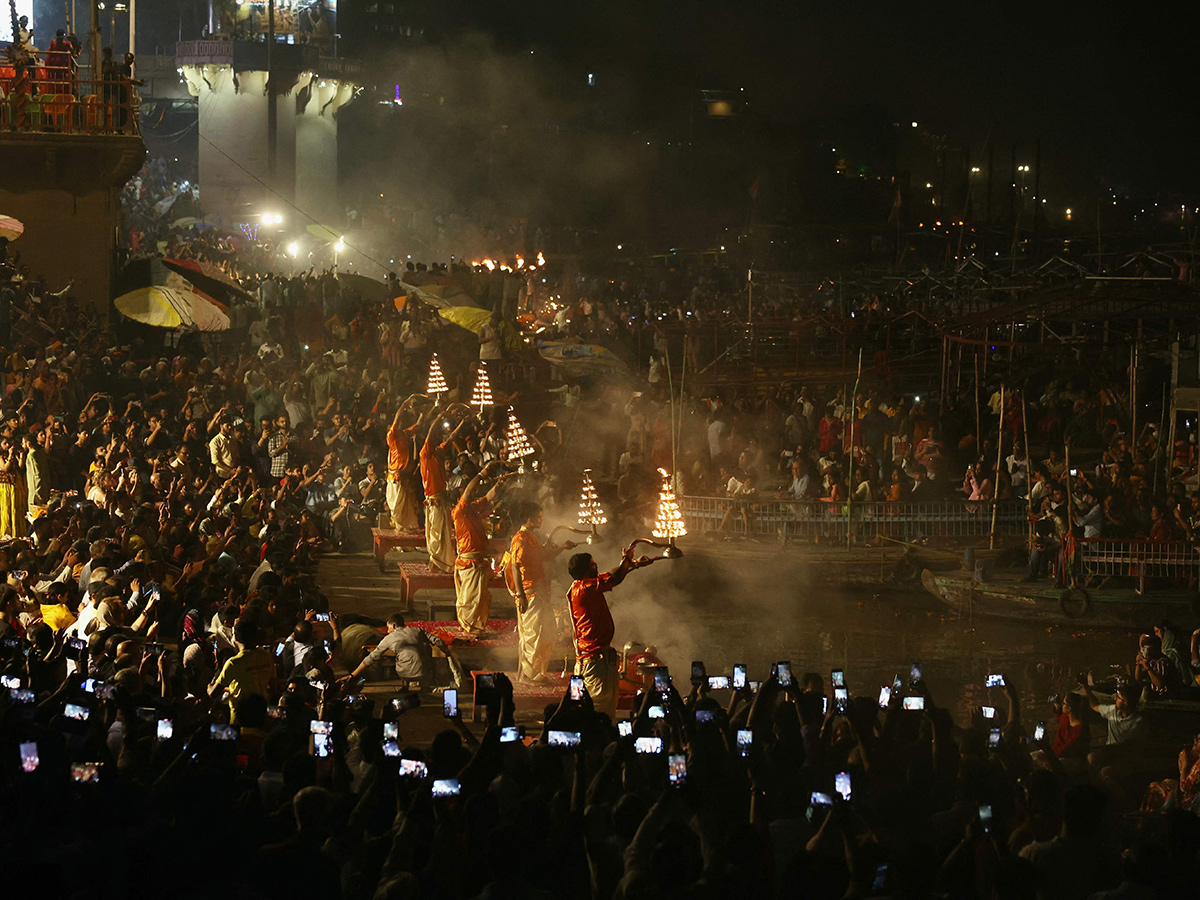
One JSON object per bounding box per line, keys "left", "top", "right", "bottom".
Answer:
{"left": 114, "top": 286, "right": 231, "bottom": 331}
{"left": 306, "top": 223, "right": 341, "bottom": 241}
{"left": 436, "top": 306, "right": 522, "bottom": 350}
{"left": 0, "top": 216, "right": 25, "bottom": 242}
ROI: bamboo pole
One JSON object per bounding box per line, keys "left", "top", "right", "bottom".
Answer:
{"left": 846, "top": 349, "right": 863, "bottom": 551}
{"left": 1154, "top": 384, "right": 1167, "bottom": 496}
{"left": 990, "top": 384, "right": 1005, "bottom": 549}
{"left": 974, "top": 350, "right": 982, "bottom": 456}
{"left": 1063, "top": 440, "right": 1076, "bottom": 589}
{"left": 1022, "top": 391, "right": 1034, "bottom": 551}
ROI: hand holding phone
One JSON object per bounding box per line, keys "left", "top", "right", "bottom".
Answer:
{"left": 442, "top": 689, "right": 458, "bottom": 718}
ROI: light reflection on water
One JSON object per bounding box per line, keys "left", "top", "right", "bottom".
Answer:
{"left": 614, "top": 550, "right": 1137, "bottom": 726}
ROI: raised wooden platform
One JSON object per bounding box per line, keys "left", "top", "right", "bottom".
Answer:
{"left": 398, "top": 560, "right": 507, "bottom": 618}
{"left": 372, "top": 528, "right": 427, "bottom": 571}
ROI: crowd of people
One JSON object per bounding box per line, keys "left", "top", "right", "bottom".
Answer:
{"left": 1, "top": 162, "right": 1200, "bottom": 896}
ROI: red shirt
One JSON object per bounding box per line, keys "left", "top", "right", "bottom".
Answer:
{"left": 1050, "top": 711, "right": 1088, "bottom": 757}
{"left": 420, "top": 435, "right": 447, "bottom": 496}
{"left": 569, "top": 572, "right": 616, "bottom": 659}
{"left": 452, "top": 495, "right": 490, "bottom": 563}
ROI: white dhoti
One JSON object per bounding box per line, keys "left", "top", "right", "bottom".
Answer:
{"left": 454, "top": 554, "right": 492, "bottom": 634}
{"left": 424, "top": 493, "right": 455, "bottom": 572}
{"left": 575, "top": 646, "right": 620, "bottom": 718}
{"left": 387, "top": 475, "right": 420, "bottom": 532}
{"left": 514, "top": 588, "right": 555, "bottom": 680}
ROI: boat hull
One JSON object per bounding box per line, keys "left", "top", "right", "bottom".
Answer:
{"left": 921, "top": 569, "right": 1197, "bottom": 630}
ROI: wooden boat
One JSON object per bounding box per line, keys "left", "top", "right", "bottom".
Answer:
{"left": 921, "top": 568, "right": 1199, "bottom": 630}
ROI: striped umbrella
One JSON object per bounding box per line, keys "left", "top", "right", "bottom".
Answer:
{"left": 0, "top": 216, "right": 25, "bottom": 242}
{"left": 113, "top": 259, "right": 231, "bottom": 331}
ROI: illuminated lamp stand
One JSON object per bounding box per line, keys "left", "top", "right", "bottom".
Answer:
{"left": 427, "top": 352, "right": 447, "bottom": 403}
{"left": 471, "top": 362, "right": 494, "bottom": 417}
{"left": 504, "top": 407, "right": 535, "bottom": 473}
{"left": 633, "top": 467, "right": 686, "bottom": 559}
{"left": 550, "top": 468, "right": 608, "bottom": 546}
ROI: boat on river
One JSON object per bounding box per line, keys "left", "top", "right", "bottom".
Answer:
{"left": 921, "top": 568, "right": 1198, "bottom": 630}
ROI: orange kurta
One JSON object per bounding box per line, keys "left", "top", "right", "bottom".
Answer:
{"left": 452, "top": 495, "right": 490, "bottom": 564}
{"left": 509, "top": 527, "right": 545, "bottom": 593}
{"left": 420, "top": 436, "right": 447, "bottom": 496}
{"left": 387, "top": 424, "right": 414, "bottom": 479}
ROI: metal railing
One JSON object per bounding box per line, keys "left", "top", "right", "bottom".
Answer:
{"left": 1073, "top": 537, "right": 1200, "bottom": 592}
{"left": 679, "top": 495, "right": 1029, "bottom": 541}
{"left": 0, "top": 70, "right": 139, "bottom": 135}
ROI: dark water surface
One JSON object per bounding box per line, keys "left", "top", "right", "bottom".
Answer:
{"left": 607, "top": 546, "right": 1139, "bottom": 726}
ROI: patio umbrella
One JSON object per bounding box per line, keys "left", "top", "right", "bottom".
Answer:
{"left": 162, "top": 258, "right": 255, "bottom": 306}
{"left": 337, "top": 272, "right": 392, "bottom": 302}
{"left": 114, "top": 259, "right": 230, "bottom": 331}
{"left": 0, "top": 216, "right": 25, "bottom": 242}
{"left": 306, "top": 223, "right": 341, "bottom": 241}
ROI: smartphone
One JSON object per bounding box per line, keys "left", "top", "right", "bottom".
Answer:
{"left": 500, "top": 725, "right": 525, "bottom": 743}
{"left": 95, "top": 684, "right": 116, "bottom": 700}
{"left": 391, "top": 692, "right": 421, "bottom": 713}
{"left": 432, "top": 778, "right": 461, "bottom": 798}
{"left": 835, "top": 771, "right": 852, "bottom": 801}
{"left": 749, "top": 681, "right": 761, "bottom": 692}
{"left": 810, "top": 791, "right": 833, "bottom": 807}
{"left": 878, "top": 686, "right": 892, "bottom": 709}
{"left": 210, "top": 723, "right": 238, "bottom": 741}
{"left": 979, "top": 803, "right": 993, "bottom": 832}
{"left": 442, "top": 689, "right": 458, "bottom": 718}
{"left": 19, "top": 741, "right": 38, "bottom": 772}
{"left": 653, "top": 667, "right": 670, "bottom": 693}
{"left": 136, "top": 707, "right": 157, "bottom": 722}
{"left": 733, "top": 664, "right": 747, "bottom": 690}
{"left": 267, "top": 705, "right": 285, "bottom": 719}
{"left": 10, "top": 688, "right": 34, "bottom": 704}
{"left": 872, "top": 864, "right": 889, "bottom": 893}
{"left": 634, "top": 736, "right": 664, "bottom": 754}
{"left": 776, "top": 661, "right": 792, "bottom": 687}
{"left": 834, "top": 686, "right": 849, "bottom": 714}
{"left": 1034, "top": 722, "right": 1045, "bottom": 742}
{"left": 707, "top": 676, "right": 731, "bottom": 690}
{"left": 63, "top": 702, "right": 90, "bottom": 721}
{"left": 893, "top": 674, "right": 903, "bottom": 691}
{"left": 647, "top": 705, "right": 665, "bottom": 719}
{"left": 384, "top": 722, "right": 399, "bottom": 741}
{"left": 157, "top": 719, "right": 174, "bottom": 741}
{"left": 569, "top": 675, "right": 585, "bottom": 701}
{"left": 71, "top": 762, "right": 102, "bottom": 783}
{"left": 382, "top": 740, "right": 402, "bottom": 757}
{"left": 310, "top": 720, "right": 334, "bottom": 735}
{"left": 831, "top": 669, "right": 845, "bottom": 688}
{"left": 315, "top": 612, "right": 331, "bottom": 622}
{"left": 902, "top": 696, "right": 925, "bottom": 711}
{"left": 982, "top": 706, "right": 996, "bottom": 719}
{"left": 275, "top": 642, "right": 286, "bottom": 658}
{"left": 67, "top": 636, "right": 87, "bottom": 655}
{"left": 0, "top": 674, "right": 20, "bottom": 689}
{"left": 690, "top": 661, "right": 706, "bottom": 686}
{"left": 736, "top": 729, "right": 752, "bottom": 758}
{"left": 986, "top": 674, "right": 1006, "bottom": 688}
{"left": 695, "top": 709, "right": 715, "bottom": 724}
{"left": 547, "top": 730, "right": 582, "bottom": 748}
{"left": 312, "top": 732, "right": 333, "bottom": 758}
{"left": 988, "top": 728, "right": 1001, "bottom": 748}
{"left": 668, "top": 753, "right": 688, "bottom": 787}
{"left": 82, "top": 678, "right": 100, "bottom": 693}
{"left": 822, "top": 696, "right": 829, "bottom": 715}
{"left": 399, "top": 758, "right": 429, "bottom": 778}
{"left": 910, "top": 663, "right": 923, "bottom": 684}
{"left": 618, "top": 720, "right": 633, "bottom": 737}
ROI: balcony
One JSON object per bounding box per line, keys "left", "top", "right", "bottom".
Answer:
{"left": 0, "top": 66, "right": 141, "bottom": 137}
{"left": 175, "top": 39, "right": 362, "bottom": 83}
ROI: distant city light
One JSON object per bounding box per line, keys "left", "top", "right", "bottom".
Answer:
{"left": 587, "top": 73, "right": 595, "bottom": 86}
{"left": 970, "top": 167, "right": 981, "bottom": 173}
{"left": 911, "top": 121, "right": 918, "bottom": 128}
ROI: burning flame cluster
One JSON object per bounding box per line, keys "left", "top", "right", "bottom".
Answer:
{"left": 504, "top": 408, "right": 535, "bottom": 461}
{"left": 652, "top": 467, "right": 687, "bottom": 540}
{"left": 469, "top": 252, "right": 547, "bottom": 273}
{"left": 578, "top": 469, "right": 607, "bottom": 527}
{"left": 426, "top": 353, "right": 448, "bottom": 395}
{"left": 471, "top": 362, "right": 493, "bottom": 410}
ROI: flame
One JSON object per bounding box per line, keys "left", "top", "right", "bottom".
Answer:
{"left": 482, "top": 259, "right": 496, "bottom": 271}
{"left": 515, "top": 256, "right": 525, "bottom": 269}
{"left": 536, "top": 251, "right": 546, "bottom": 266}
{"left": 657, "top": 467, "right": 669, "bottom": 477}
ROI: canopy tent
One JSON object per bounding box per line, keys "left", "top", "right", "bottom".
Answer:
{"left": 337, "top": 272, "right": 395, "bottom": 303}
{"left": 114, "top": 259, "right": 231, "bottom": 331}
{"left": 536, "top": 339, "right": 631, "bottom": 378}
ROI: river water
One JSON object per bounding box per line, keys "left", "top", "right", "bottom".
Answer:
{"left": 607, "top": 546, "right": 1139, "bottom": 726}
